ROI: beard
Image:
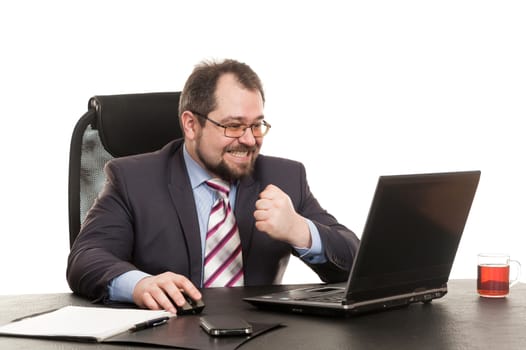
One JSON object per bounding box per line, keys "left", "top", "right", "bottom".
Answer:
{"left": 195, "top": 137, "right": 259, "bottom": 182}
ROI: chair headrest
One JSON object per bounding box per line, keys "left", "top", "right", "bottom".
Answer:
{"left": 89, "top": 92, "right": 182, "bottom": 157}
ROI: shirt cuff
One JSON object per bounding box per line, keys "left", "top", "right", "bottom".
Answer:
{"left": 108, "top": 270, "right": 151, "bottom": 303}
{"left": 294, "top": 219, "right": 327, "bottom": 264}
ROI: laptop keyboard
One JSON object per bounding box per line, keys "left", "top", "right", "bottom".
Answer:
{"left": 299, "top": 291, "right": 345, "bottom": 303}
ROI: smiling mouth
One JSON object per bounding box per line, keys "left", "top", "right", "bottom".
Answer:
{"left": 225, "top": 146, "right": 258, "bottom": 159}
{"left": 228, "top": 150, "right": 250, "bottom": 158}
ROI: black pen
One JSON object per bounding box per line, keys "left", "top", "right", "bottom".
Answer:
{"left": 131, "top": 316, "right": 170, "bottom": 332}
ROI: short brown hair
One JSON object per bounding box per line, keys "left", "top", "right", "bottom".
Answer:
{"left": 178, "top": 59, "right": 265, "bottom": 126}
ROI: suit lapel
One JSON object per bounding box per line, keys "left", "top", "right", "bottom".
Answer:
{"left": 166, "top": 144, "right": 203, "bottom": 286}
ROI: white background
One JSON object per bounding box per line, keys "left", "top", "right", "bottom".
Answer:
{"left": 1, "top": 1, "right": 524, "bottom": 295}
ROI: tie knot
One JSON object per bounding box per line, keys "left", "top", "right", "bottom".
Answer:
{"left": 205, "top": 178, "right": 230, "bottom": 196}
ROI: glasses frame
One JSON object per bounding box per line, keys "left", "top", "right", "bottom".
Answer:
{"left": 190, "top": 111, "right": 271, "bottom": 138}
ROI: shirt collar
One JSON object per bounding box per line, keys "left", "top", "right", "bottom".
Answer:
{"left": 182, "top": 144, "right": 241, "bottom": 192}
{"left": 183, "top": 144, "right": 211, "bottom": 190}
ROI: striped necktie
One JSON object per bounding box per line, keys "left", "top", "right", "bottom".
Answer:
{"left": 203, "top": 178, "right": 244, "bottom": 287}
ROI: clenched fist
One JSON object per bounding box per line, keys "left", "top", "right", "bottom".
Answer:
{"left": 254, "top": 184, "right": 312, "bottom": 248}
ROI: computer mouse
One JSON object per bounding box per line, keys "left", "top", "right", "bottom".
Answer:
{"left": 174, "top": 291, "right": 205, "bottom": 315}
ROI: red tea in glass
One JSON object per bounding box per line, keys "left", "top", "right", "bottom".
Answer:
{"left": 477, "top": 264, "right": 510, "bottom": 297}
{"left": 477, "top": 253, "right": 521, "bottom": 298}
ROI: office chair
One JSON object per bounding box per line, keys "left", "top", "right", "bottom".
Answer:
{"left": 68, "top": 92, "right": 182, "bottom": 247}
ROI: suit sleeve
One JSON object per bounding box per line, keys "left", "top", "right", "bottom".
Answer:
{"left": 66, "top": 160, "right": 139, "bottom": 302}
{"left": 294, "top": 163, "right": 360, "bottom": 283}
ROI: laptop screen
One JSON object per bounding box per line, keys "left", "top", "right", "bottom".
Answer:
{"left": 345, "top": 171, "right": 480, "bottom": 302}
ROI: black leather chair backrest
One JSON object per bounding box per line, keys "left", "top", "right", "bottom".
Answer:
{"left": 68, "top": 92, "right": 182, "bottom": 247}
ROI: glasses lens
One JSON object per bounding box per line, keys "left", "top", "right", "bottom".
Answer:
{"left": 252, "top": 122, "right": 269, "bottom": 137}
{"left": 224, "top": 122, "right": 269, "bottom": 138}
{"left": 225, "top": 127, "right": 244, "bottom": 138}
{"left": 251, "top": 125, "right": 262, "bottom": 137}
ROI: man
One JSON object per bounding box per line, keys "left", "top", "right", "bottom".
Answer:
{"left": 67, "top": 59, "right": 360, "bottom": 314}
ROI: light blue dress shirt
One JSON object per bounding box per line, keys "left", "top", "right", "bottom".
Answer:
{"left": 108, "top": 146, "right": 326, "bottom": 302}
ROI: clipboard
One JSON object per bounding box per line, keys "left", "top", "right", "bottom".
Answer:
{"left": 0, "top": 306, "right": 283, "bottom": 349}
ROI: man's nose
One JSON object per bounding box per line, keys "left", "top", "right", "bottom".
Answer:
{"left": 237, "top": 127, "right": 257, "bottom": 146}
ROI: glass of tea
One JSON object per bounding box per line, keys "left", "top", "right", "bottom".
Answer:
{"left": 477, "top": 253, "right": 521, "bottom": 298}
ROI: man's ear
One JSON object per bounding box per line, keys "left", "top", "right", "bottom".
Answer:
{"left": 180, "top": 111, "right": 199, "bottom": 140}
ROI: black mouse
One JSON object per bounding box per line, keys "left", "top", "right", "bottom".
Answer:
{"left": 174, "top": 291, "right": 205, "bottom": 315}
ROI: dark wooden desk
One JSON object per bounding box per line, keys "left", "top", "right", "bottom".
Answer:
{"left": 1, "top": 280, "right": 525, "bottom": 349}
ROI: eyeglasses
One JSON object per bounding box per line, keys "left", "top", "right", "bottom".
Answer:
{"left": 191, "top": 111, "right": 271, "bottom": 138}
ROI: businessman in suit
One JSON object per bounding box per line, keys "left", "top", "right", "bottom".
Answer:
{"left": 67, "top": 59, "right": 360, "bottom": 314}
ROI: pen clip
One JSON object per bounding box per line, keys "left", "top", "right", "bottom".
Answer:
{"left": 151, "top": 318, "right": 168, "bottom": 327}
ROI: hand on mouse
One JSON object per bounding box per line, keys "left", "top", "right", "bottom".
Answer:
{"left": 132, "top": 272, "right": 202, "bottom": 314}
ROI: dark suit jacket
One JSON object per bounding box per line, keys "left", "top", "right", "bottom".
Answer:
{"left": 67, "top": 139, "right": 360, "bottom": 301}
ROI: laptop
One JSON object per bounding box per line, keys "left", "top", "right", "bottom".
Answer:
{"left": 244, "top": 171, "right": 481, "bottom": 316}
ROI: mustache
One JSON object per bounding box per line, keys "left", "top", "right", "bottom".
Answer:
{"left": 224, "top": 145, "right": 258, "bottom": 153}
